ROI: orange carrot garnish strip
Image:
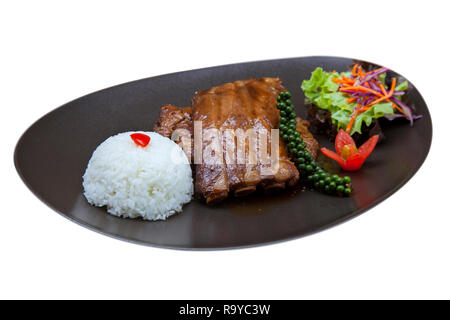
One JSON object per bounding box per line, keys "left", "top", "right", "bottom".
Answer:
{"left": 346, "top": 97, "right": 357, "bottom": 103}
{"left": 341, "top": 75, "right": 355, "bottom": 84}
{"left": 360, "top": 96, "right": 389, "bottom": 111}
{"left": 358, "top": 65, "right": 363, "bottom": 77}
{"left": 345, "top": 104, "right": 361, "bottom": 133}
{"left": 333, "top": 79, "right": 354, "bottom": 86}
{"left": 384, "top": 78, "right": 405, "bottom": 114}
{"left": 391, "top": 102, "right": 406, "bottom": 115}
{"left": 340, "top": 86, "right": 384, "bottom": 97}
{"left": 379, "top": 83, "right": 387, "bottom": 96}
{"left": 352, "top": 64, "right": 359, "bottom": 76}
{"left": 389, "top": 77, "right": 397, "bottom": 96}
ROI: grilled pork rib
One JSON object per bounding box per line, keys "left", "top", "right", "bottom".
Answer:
{"left": 154, "top": 78, "right": 319, "bottom": 204}
{"left": 153, "top": 104, "right": 193, "bottom": 161}
{"left": 296, "top": 117, "right": 319, "bottom": 160}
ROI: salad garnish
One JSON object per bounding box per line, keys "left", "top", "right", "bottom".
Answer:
{"left": 301, "top": 64, "right": 422, "bottom": 135}
{"left": 321, "top": 129, "right": 379, "bottom": 171}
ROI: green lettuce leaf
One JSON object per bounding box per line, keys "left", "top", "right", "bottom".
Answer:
{"left": 372, "top": 102, "right": 395, "bottom": 117}
{"left": 352, "top": 113, "right": 373, "bottom": 135}
{"left": 331, "top": 109, "right": 351, "bottom": 131}
{"left": 378, "top": 73, "right": 387, "bottom": 86}
{"left": 350, "top": 102, "right": 394, "bottom": 134}
{"left": 395, "top": 80, "right": 408, "bottom": 91}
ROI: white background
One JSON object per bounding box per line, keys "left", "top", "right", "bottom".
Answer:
{"left": 1, "top": 0, "right": 449, "bottom": 300}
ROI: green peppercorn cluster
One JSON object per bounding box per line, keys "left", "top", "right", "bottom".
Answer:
{"left": 276, "top": 91, "right": 352, "bottom": 196}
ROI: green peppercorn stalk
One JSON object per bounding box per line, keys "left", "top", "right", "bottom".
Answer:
{"left": 276, "top": 91, "right": 352, "bottom": 196}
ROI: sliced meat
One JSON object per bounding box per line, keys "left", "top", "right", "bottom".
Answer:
{"left": 192, "top": 78, "right": 299, "bottom": 203}
{"left": 192, "top": 85, "right": 229, "bottom": 204}
{"left": 245, "top": 78, "right": 299, "bottom": 193}
{"left": 232, "top": 80, "right": 260, "bottom": 197}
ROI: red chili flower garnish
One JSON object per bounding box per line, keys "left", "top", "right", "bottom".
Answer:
{"left": 321, "top": 129, "right": 379, "bottom": 171}
{"left": 130, "top": 133, "right": 150, "bottom": 147}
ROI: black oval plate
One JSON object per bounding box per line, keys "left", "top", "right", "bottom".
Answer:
{"left": 14, "top": 56, "right": 432, "bottom": 249}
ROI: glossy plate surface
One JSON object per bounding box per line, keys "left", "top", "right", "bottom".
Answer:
{"left": 14, "top": 56, "right": 432, "bottom": 249}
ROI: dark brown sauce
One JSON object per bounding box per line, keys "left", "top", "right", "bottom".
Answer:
{"left": 222, "top": 183, "right": 306, "bottom": 216}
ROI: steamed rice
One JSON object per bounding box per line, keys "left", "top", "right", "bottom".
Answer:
{"left": 82, "top": 131, "right": 193, "bottom": 220}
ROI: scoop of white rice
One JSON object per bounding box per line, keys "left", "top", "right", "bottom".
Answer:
{"left": 82, "top": 131, "right": 193, "bottom": 220}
